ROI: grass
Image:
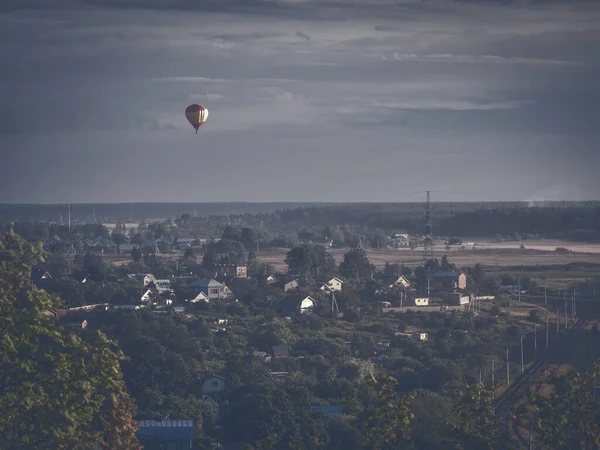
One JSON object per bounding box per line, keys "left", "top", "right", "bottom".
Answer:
{"left": 255, "top": 242, "right": 600, "bottom": 273}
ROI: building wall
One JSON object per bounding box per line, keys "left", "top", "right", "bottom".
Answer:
{"left": 457, "top": 273, "right": 467, "bottom": 290}
{"left": 300, "top": 298, "right": 315, "bottom": 314}
{"left": 202, "top": 377, "right": 225, "bottom": 394}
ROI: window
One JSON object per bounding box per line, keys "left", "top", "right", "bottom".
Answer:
{"left": 212, "top": 381, "right": 218, "bottom": 387}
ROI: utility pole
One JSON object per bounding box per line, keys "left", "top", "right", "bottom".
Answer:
{"left": 534, "top": 323, "right": 537, "bottom": 358}
{"left": 491, "top": 358, "right": 495, "bottom": 391}
{"left": 520, "top": 336, "right": 524, "bottom": 373}
{"left": 572, "top": 287, "right": 576, "bottom": 320}
{"left": 544, "top": 278, "right": 547, "bottom": 305}
{"left": 546, "top": 313, "right": 549, "bottom": 349}
{"left": 564, "top": 296, "right": 568, "bottom": 329}
{"left": 556, "top": 308, "right": 559, "bottom": 334}
{"left": 518, "top": 278, "right": 521, "bottom": 302}
{"left": 256, "top": 240, "right": 259, "bottom": 253}
{"left": 506, "top": 348, "right": 510, "bottom": 385}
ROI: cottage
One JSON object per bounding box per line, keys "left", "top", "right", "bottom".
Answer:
{"left": 412, "top": 332, "right": 429, "bottom": 341}
{"left": 212, "top": 263, "right": 247, "bottom": 279}
{"left": 433, "top": 271, "right": 467, "bottom": 290}
{"left": 201, "top": 375, "right": 226, "bottom": 395}
{"left": 446, "top": 292, "right": 470, "bottom": 306}
{"left": 68, "top": 320, "right": 87, "bottom": 329}
{"left": 319, "top": 277, "right": 343, "bottom": 292}
{"left": 392, "top": 233, "right": 410, "bottom": 247}
{"left": 406, "top": 297, "right": 429, "bottom": 307}
{"left": 136, "top": 420, "right": 195, "bottom": 450}
{"left": 275, "top": 275, "right": 299, "bottom": 292}
{"left": 280, "top": 295, "right": 315, "bottom": 315}
{"left": 272, "top": 345, "right": 289, "bottom": 359}
{"left": 154, "top": 279, "right": 172, "bottom": 293}
{"left": 309, "top": 236, "right": 333, "bottom": 249}
{"left": 189, "top": 291, "right": 210, "bottom": 303}
{"left": 175, "top": 237, "right": 195, "bottom": 248}
{"left": 187, "top": 278, "right": 231, "bottom": 300}
{"left": 387, "top": 274, "right": 412, "bottom": 289}
{"left": 253, "top": 351, "right": 272, "bottom": 363}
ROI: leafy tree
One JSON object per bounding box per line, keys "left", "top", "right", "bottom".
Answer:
{"left": 339, "top": 249, "right": 374, "bottom": 280}
{"left": 515, "top": 360, "right": 600, "bottom": 449}
{"left": 0, "top": 231, "right": 141, "bottom": 450}
{"left": 285, "top": 244, "right": 336, "bottom": 280}
{"left": 131, "top": 245, "right": 142, "bottom": 263}
{"left": 359, "top": 371, "right": 415, "bottom": 449}
{"left": 448, "top": 380, "right": 497, "bottom": 450}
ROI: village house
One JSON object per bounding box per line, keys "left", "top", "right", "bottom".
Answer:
{"left": 153, "top": 278, "right": 172, "bottom": 294}
{"left": 201, "top": 374, "right": 226, "bottom": 398}
{"left": 212, "top": 263, "right": 247, "bottom": 279}
{"left": 405, "top": 297, "right": 430, "bottom": 307}
{"left": 309, "top": 236, "right": 334, "bottom": 249}
{"left": 280, "top": 295, "right": 316, "bottom": 315}
{"left": 272, "top": 345, "right": 289, "bottom": 359}
{"left": 189, "top": 291, "right": 211, "bottom": 303}
{"left": 391, "top": 233, "right": 410, "bottom": 248}
{"left": 174, "top": 237, "right": 195, "bottom": 248}
{"left": 67, "top": 320, "right": 87, "bottom": 330}
{"left": 275, "top": 275, "right": 299, "bottom": 292}
{"left": 187, "top": 278, "right": 232, "bottom": 300}
{"left": 412, "top": 332, "right": 429, "bottom": 341}
{"left": 386, "top": 274, "right": 412, "bottom": 289}
{"left": 319, "top": 277, "right": 343, "bottom": 292}
{"left": 446, "top": 292, "right": 471, "bottom": 306}
{"left": 433, "top": 271, "right": 467, "bottom": 290}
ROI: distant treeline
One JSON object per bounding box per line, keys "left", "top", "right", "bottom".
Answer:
{"left": 0, "top": 202, "right": 334, "bottom": 224}
{"left": 2, "top": 201, "right": 599, "bottom": 241}
{"left": 253, "top": 202, "right": 600, "bottom": 241}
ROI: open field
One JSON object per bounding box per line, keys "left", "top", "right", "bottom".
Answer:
{"left": 256, "top": 241, "right": 600, "bottom": 273}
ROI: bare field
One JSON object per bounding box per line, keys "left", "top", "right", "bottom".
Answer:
{"left": 256, "top": 242, "right": 600, "bottom": 273}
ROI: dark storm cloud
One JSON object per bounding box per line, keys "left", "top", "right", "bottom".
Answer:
{"left": 0, "top": 0, "right": 599, "bottom": 202}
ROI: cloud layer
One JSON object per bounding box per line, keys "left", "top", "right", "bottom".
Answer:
{"left": 0, "top": 0, "right": 599, "bottom": 202}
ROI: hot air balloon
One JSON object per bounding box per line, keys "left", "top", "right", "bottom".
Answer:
{"left": 185, "top": 104, "right": 209, "bottom": 133}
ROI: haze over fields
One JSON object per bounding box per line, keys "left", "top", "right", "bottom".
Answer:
{"left": 1, "top": 0, "right": 599, "bottom": 203}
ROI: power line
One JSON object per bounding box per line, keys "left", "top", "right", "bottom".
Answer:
{"left": 421, "top": 191, "right": 435, "bottom": 263}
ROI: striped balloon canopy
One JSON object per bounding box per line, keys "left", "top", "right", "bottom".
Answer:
{"left": 185, "top": 104, "right": 209, "bottom": 133}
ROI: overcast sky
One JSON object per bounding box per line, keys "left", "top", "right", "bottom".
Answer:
{"left": 1, "top": 0, "right": 599, "bottom": 203}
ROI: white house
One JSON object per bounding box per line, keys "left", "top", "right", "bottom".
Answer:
{"left": 154, "top": 279, "right": 172, "bottom": 294}
{"left": 319, "top": 277, "right": 343, "bottom": 292}
{"left": 201, "top": 375, "right": 225, "bottom": 394}
{"left": 411, "top": 297, "right": 430, "bottom": 307}
{"left": 388, "top": 275, "right": 412, "bottom": 289}
{"left": 189, "top": 291, "right": 210, "bottom": 303}
{"left": 281, "top": 295, "right": 316, "bottom": 315}
{"left": 412, "top": 332, "right": 429, "bottom": 341}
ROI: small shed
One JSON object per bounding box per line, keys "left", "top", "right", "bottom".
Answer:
{"left": 201, "top": 375, "right": 226, "bottom": 395}
{"left": 136, "top": 419, "right": 195, "bottom": 449}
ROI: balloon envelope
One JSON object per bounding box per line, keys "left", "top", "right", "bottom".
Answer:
{"left": 185, "top": 104, "right": 209, "bottom": 132}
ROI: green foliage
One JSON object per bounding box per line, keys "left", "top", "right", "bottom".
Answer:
{"left": 448, "top": 381, "right": 497, "bottom": 449}
{"left": 0, "top": 231, "right": 141, "bottom": 450}
{"left": 516, "top": 360, "right": 600, "bottom": 449}
{"left": 285, "top": 244, "right": 337, "bottom": 280}
{"left": 339, "top": 249, "right": 375, "bottom": 280}
{"left": 360, "top": 371, "right": 415, "bottom": 449}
